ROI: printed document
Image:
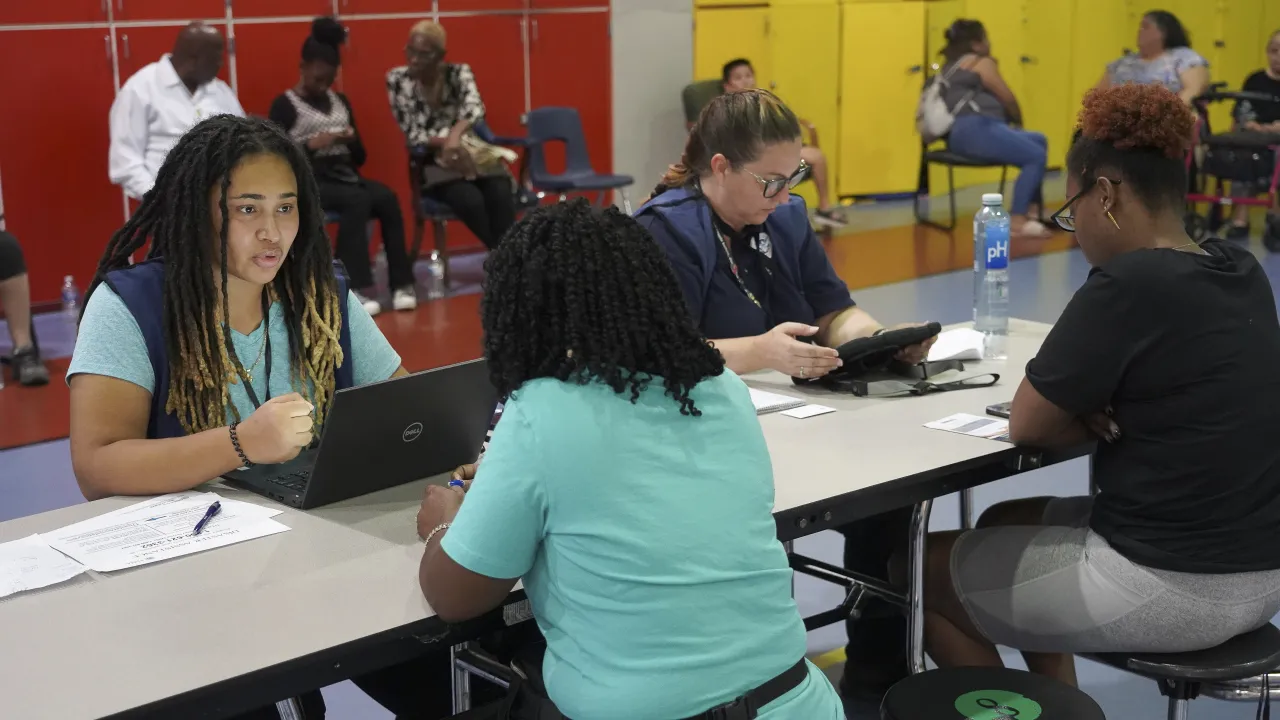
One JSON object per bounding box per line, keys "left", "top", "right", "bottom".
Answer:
{"left": 42, "top": 492, "right": 289, "bottom": 572}
{"left": 925, "top": 413, "right": 1011, "bottom": 442}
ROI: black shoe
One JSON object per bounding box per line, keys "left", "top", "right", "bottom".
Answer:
{"left": 12, "top": 345, "right": 49, "bottom": 386}
{"left": 1225, "top": 222, "right": 1251, "bottom": 241}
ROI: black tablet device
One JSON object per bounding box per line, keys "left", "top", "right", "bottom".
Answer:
{"left": 793, "top": 322, "right": 943, "bottom": 385}
{"left": 833, "top": 322, "right": 942, "bottom": 366}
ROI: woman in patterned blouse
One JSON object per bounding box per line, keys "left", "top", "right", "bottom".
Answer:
{"left": 386, "top": 20, "right": 517, "bottom": 250}
{"left": 1093, "top": 11, "right": 1209, "bottom": 105}
{"left": 269, "top": 17, "right": 417, "bottom": 316}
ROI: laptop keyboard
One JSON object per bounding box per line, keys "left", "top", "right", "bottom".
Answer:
{"left": 271, "top": 469, "right": 312, "bottom": 492}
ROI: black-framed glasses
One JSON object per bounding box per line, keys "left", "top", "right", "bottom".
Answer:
{"left": 405, "top": 45, "right": 445, "bottom": 63}
{"left": 746, "top": 160, "right": 810, "bottom": 199}
{"left": 1049, "top": 177, "right": 1122, "bottom": 232}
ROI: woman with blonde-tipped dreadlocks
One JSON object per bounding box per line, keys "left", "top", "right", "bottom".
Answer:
{"left": 67, "top": 114, "right": 406, "bottom": 503}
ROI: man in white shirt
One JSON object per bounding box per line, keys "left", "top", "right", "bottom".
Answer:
{"left": 108, "top": 23, "right": 245, "bottom": 199}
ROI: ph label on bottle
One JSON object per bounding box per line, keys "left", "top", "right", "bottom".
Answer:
{"left": 985, "top": 228, "right": 1010, "bottom": 271}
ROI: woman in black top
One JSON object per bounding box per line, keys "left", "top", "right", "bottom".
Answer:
{"left": 385, "top": 20, "right": 517, "bottom": 250}
{"left": 268, "top": 17, "right": 416, "bottom": 316}
{"left": 1226, "top": 28, "right": 1280, "bottom": 238}
{"left": 918, "top": 83, "right": 1280, "bottom": 687}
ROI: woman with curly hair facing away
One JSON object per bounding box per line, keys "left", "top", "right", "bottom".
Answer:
{"left": 68, "top": 115, "right": 406, "bottom": 500}
{"left": 917, "top": 84, "right": 1280, "bottom": 686}
{"left": 415, "top": 200, "right": 843, "bottom": 720}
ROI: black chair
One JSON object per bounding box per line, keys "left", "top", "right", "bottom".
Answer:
{"left": 915, "top": 148, "right": 1009, "bottom": 232}
{"left": 881, "top": 666, "right": 1105, "bottom": 719}
{"left": 1085, "top": 624, "right": 1280, "bottom": 720}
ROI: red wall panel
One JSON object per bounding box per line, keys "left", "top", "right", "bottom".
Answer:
{"left": 114, "top": 0, "right": 224, "bottom": 22}
{"left": 230, "top": 0, "right": 335, "bottom": 19}
{"left": 0, "top": 30, "right": 122, "bottom": 302}
{"left": 529, "top": 11, "right": 612, "bottom": 182}
{"left": 530, "top": 0, "right": 607, "bottom": 8}
{"left": 438, "top": 0, "right": 523, "bottom": 11}
{"left": 0, "top": 1, "right": 108, "bottom": 25}
{"left": 342, "top": 0, "right": 436, "bottom": 14}
{"left": 116, "top": 24, "right": 232, "bottom": 85}
{"left": 231, "top": 20, "right": 313, "bottom": 118}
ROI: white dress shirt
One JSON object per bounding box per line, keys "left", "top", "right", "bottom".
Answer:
{"left": 108, "top": 54, "right": 245, "bottom": 199}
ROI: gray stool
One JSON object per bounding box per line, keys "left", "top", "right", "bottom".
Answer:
{"left": 1085, "top": 624, "right": 1280, "bottom": 720}
{"left": 881, "top": 666, "right": 1105, "bottom": 719}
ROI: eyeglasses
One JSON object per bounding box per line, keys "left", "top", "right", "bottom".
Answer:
{"left": 1049, "top": 177, "right": 1122, "bottom": 232}
{"left": 405, "top": 45, "right": 445, "bottom": 62}
{"left": 746, "top": 160, "right": 810, "bottom": 199}
{"left": 851, "top": 374, "right": 1001, "bottom": 398}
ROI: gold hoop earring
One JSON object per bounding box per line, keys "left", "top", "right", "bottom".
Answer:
{"left": 1107, "top": 211, "right": 1120, "bottom": 230}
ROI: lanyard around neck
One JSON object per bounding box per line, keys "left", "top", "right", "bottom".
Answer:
{"left": 235, "top": 293, "right": 272, "bottom": 411}
{"left": 714, "top": 225, "right": 763, "bottom": 310}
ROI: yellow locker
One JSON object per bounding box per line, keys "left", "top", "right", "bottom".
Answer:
{"left": 838, "top": 1, "right": 927, "bottom": 196}
{"left": 1266, "top": 2, "right": 1280, "bottom": 45}
{"left": 925, "top": 0, "right": 966, "bottom": 74}
{"left": 1070, "top": 0, "right": 1138, "bottom": 118}
{"left": 770, "top": 0, "right": 842, "bottom": 209}
{"left": 694, "top": 7, "right": 772, "bottom": 86}
{"left": 695, "top": 0, "right": 766, "bottom": 7}
{"left": 1020, "top": 0, "right": 1076, "bottom": 169}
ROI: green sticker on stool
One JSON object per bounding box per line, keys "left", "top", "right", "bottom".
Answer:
{"left": 954, "top": 690, "right": 1043, "bottom": 720}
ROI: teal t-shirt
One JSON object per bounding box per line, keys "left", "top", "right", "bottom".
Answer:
{"left": 67, "top": 284, "right": 402, "bottom": 420}
{"left": 442, "top": 371, "right": 843, "bottom": 720}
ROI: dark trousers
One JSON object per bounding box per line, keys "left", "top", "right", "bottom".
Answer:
{"left": 425, "top": 176, "right": 518, "bottom": 250}
{"left": 320, "top": 178, "right": 414, "bottom": 291}
{"left": 839, "top": 507, "right": 912, "bottom": 698}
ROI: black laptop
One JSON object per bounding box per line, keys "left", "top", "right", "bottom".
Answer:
{"left": 223, "top": 358, "right": 498, "bottom": 509}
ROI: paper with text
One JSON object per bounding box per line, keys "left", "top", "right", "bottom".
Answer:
{"left": 0, "top": 535, "right": 88, "bottom": 599}
{"left": 42, "top": 492, "right": 290, "bottom": 572}
{"left": 925, "top": 413, "right": 1010, "bottom": 442}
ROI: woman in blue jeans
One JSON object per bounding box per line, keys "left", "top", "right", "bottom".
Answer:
{"left": 939, "top": 19, "right": 1049, "bottom": 238}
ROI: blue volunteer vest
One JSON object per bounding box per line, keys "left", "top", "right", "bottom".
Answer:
{"left": 635, "top": 186, "right": 820, "bottom": 333}
{"left": 103, "top": 258, "right": 356, "bottom": 439}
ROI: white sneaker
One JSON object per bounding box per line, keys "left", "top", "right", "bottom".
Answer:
{"left": 354, "top": 290, "right": 382, "bottom": 315}
{"left": 392, "top": 287, "right": 418, "bottom": 311}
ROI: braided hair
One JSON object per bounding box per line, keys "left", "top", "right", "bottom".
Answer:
{"left": 481, "top": 199, "right": 724, "bottom": 416}
{"left": 85, "top": 114, "right": 344, "bottom": 434}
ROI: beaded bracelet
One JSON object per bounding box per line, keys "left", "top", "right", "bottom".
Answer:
{"left": 423, "top": 523, "right": 451, "bottom": 547}
{"left": 228, "top": 422, "right": 253, "bottom": 468}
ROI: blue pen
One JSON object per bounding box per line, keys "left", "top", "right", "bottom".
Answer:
{"left": 192, "top": 501, "right": 222, "bottom": 536}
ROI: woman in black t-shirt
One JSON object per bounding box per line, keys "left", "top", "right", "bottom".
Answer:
{"left": 917, "top": 84, "right": 1280, "bottom": 687}
{"left": 1226, "top": 29, "right": 1280, "bottom": 238}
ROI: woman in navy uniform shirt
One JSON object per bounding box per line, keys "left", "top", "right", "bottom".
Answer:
{"left": 635, "top": 88, "right": 934, "bottom": 711}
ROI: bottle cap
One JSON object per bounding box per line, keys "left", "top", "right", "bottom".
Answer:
{"left": 981, "top": 193, "right": 1004, "bottom": 206}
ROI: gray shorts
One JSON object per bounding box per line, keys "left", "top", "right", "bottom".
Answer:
{"left": 951, "top": 496, "right": 1280, "bottom": 653}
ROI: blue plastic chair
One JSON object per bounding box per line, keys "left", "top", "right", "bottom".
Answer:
{"left": 407, "top": 120, "right": 534, "bottom": 290}
{"left": 525, "top": 107, "right": 635, "bottom": 212}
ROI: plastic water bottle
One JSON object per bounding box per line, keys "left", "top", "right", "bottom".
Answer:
{"left": 973, "top": 193, "right": 1010, "bottom": 360}
{"left": 60, "top": 275, "right": 81, "bottom": 326}
{"left": 424, "top": 250, "right": 446, "bottom": 300}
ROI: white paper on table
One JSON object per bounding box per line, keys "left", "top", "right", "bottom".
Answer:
{"left": 42, "top": 492, "right": 290, "bottom": 573}
{"left": 781, "top": 404, "right": 837, "bottom": 419}
{"left": 748, "top": 387, "right": 806, "bottom": 415}
{"left": 0, "top": 535, "right": 88, "bottom": 599}
{"left": 927, "top": 328, "right": 986, "bottom": 362}
{"left": 925, "top": 413, "right": 1010, "bottom": 442}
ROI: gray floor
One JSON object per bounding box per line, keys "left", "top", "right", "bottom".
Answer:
{"left": 4, "top": 185, "right": 1279, "bottom": 718}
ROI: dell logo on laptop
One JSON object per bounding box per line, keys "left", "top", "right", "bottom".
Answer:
{"left": 402, "top": 422, "right": 424, "bottom": 442}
